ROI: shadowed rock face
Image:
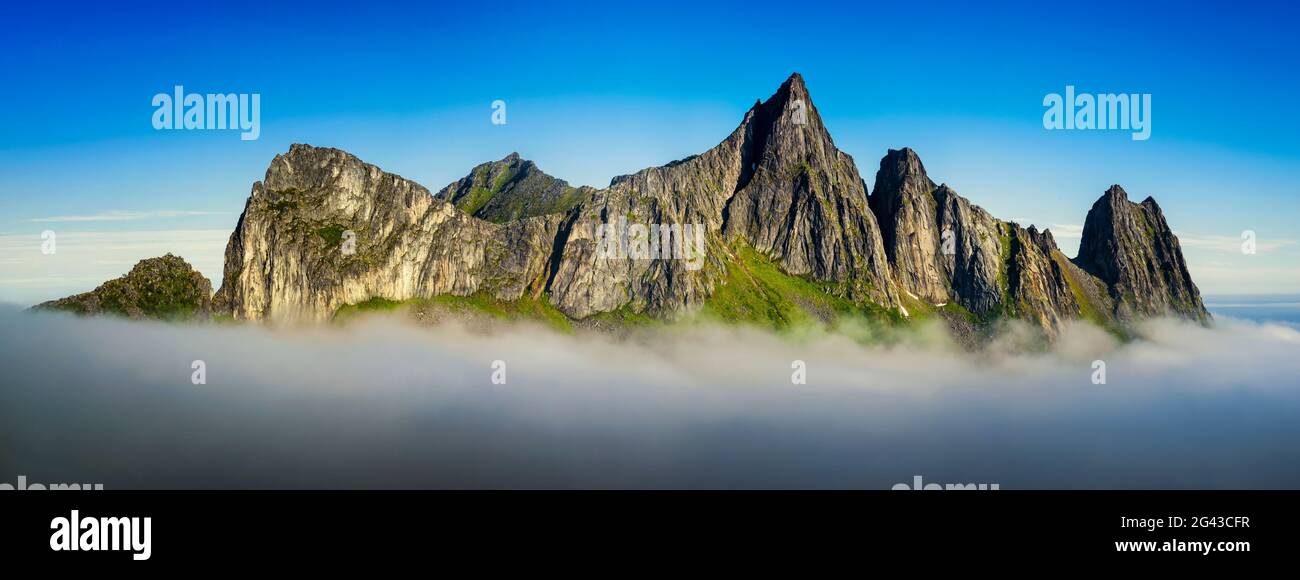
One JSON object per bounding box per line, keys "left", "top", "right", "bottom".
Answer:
{"left": 1075, "top": 185, "right": 1209, "bottom": 322}
{"left": 188, "top": 73, "right": 1207, "bottom": 339}
{"left": 35, "top": 254, "right": 213, "bottom": 320}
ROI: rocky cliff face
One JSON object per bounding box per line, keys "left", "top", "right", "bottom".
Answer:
{"left": 205, "top": 73, "right": 1207, "bottom": 339}
{"left": 35, "top": 254, "right": 213, "bottom": 320}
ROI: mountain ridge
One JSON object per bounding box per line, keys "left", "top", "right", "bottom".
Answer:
{"left": 38, "top": 73, "right": 1209, "bottom": 339}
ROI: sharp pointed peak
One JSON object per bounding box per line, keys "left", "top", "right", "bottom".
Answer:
{"left": 779, "top": 72, "right": 810, "bottom": 101}
{"left": 754, "top": 72, "right": 814, "bottom": 113}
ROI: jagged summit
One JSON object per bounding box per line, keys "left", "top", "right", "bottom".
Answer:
{"left": 719, "top": 71, "right": 898, "bottom": 307}
{"left": 864, "top": 146, "right": 1207, "bottom": 336}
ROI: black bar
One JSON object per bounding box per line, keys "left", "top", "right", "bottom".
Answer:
{"left": 1, "top": 491, "right": 1286, "bottom": 569}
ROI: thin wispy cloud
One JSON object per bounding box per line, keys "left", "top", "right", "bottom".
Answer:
{"left": 1177, "top": 233, "right": 1298, "bottom": 254}
{"left": 26, "top": 210, "right": 225, "bottom": 223}
{"left": 1033, "top": 224, "right": 1297, "bottom": 256}
{"left": 0, "top": 229, "right": 228, "bottom": 305}
{"left": 1049, "top": 224, "right": 1084, "bottom": 239}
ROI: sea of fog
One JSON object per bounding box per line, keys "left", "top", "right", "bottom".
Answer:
{"left": 2, "top": 300, "right": 1299, "bottom": 489}
{"left": 1205, "top": 294, "right": 1300, "bottom": 329}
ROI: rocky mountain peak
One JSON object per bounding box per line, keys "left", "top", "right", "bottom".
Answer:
{"left": 434, "top": 153, "right": 591, "bottom": 223}
{"left": 734, "top": 72, "right": 832, "bottom": 175}
{"left": 35, "top": 254, "right": 213, "bottom": 320}
{"left": 873, "top": 146, "right": 930, "bottom": 188}
{"left": 1075, "top": 185, "right": 1208, "bottom": 321}
{"left": 776, "top": 72, "right": 810, "bottom": 106}
{"left": 758, "top": 72, "right": 821, "bottom": 132}
{"left": 718, "top": 72, "right": 899, "bottom": 308}
{"left": 867, "top": 148, "right": 946, "bottom": 302}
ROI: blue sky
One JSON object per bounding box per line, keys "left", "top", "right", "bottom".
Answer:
{"left": 1, "top": 0, "right": 1297, "bottom": 304}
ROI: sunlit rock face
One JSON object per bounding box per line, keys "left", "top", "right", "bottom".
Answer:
{"left": 213, "top": 144, "right": 561, "bottom": 323}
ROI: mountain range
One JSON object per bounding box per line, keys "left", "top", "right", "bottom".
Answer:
{"left": 39, "top": 73, "right": 1209, "bottom": 341}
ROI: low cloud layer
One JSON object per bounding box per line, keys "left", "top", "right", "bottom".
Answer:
{"left": 2, "top": 306, "right": 1298, "bottom": 489}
